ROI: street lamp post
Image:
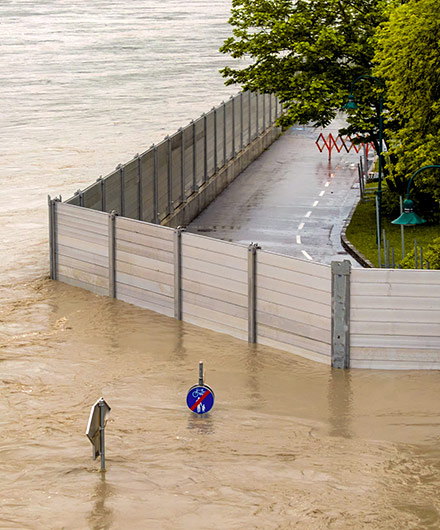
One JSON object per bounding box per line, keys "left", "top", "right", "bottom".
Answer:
{"left": 345, "top": 76, "right": 384, "bottom": 260}
{"left": 392, "top": 164, "right": 440, "bottom": 226}
{"left": 392, "top": 165, "right": 440, "bottom": 267}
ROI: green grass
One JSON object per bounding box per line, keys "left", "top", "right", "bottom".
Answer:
{"left": 346, "top": 198, "right": 440, "bottom": 267}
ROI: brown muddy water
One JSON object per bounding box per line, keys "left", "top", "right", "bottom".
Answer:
{"left": 1, "top": 1, "right": 440, "bottom": 528}
{"left": 1, "top": 278, "right": 440, "bottom": 529}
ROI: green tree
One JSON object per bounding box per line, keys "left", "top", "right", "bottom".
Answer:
{"left": 220, "top": 0, "right": 389, "bottom": 135}
{"left": 374, "top": 0, "right": 440, "bottom": 216}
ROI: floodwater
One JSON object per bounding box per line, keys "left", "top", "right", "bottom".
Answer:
{"left": 1, "top": 2, "right": 440, "bottom": 529}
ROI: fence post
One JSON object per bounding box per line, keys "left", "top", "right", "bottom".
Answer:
{"left": 240, "top": 92, "right": 244, "bottom": 152}
{"left": 400, "top": 196, "right": 405, "bottom": 259}
{"left": 203, "top": 113, "right": 208, "bottom": 183}
{"left": 137, "top": 153, "right": 143, "bottom": 220}
{"left": 269, "top": 93, "right": 272, "bottom": 125}
{"left": 256, "top": 91, "right": 259, "bottom": 137}
{"left": 363, "top": 143, "right": 368, "bottom": 184}
{"left": 174, "top": 226, "right": 186, "bottom": 320}
{"left": 48, "top": 196, "right": 59, "bottom": 280}
{"left": 153, "top": 145, "right": 159, "bottom": 224}
{"left": 358, "top": 164, "right": 364, "bottom": 199}
{"left": 108, "top": 211, "right": 118, "bottom": 298}
{"left": 376, "top": 195, "right": 381, "bottom": 268}
{"left": 167, "top": 137, "right": 174, "bottom": 216}
{"left": 223, "top": 101, "right": 227, "bottom": 166}
{"left": 96, "top": 177, "right": 105, "bottom": 212}
{"left": 180, "top": 127, "right": 186, "bottom": 203}
{"left": 192, "top": 120, "right": 198, "bottom": 193}
{"left": 331, "top": 260, "right": 351, "bottom": 369}
{"left": 231, "top": 95, "right": 235, "bottom": 158}
{"left": 75, "top": 189, "right": 84, "bottom": 207}
{"left": 248, "top": 91, "right": 252, "bottom": 143}
{"left": 382, "top": 229, "right": 388, "bottom": 268}
{"left": 262, "top": 92, "right": 266, "bottom": 131}
{"left": 213, "top": 107, "right": 218, "bottom": 171}
{"left": 117, "top": 164, "right": 125, "bottom": 217}
{"left": 248, "top": 242, "right": 260, "bottom": 343}
{"left": 415, "top": 240, "right": 418, "bottom": 269}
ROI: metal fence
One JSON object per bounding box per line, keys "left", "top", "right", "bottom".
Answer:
{"left": 66, "top": 91, "right": 282, "bottom": 224}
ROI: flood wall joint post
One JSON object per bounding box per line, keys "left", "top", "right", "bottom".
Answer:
{"left": 331, "top": 260, "right": 351, "bottom": 369}
{"left": 174, "top": 226, "right": 186, "bottom": 320}
{"left": 108, "top": 210, "right": 118, "bottom": 298}
{"left": 48, "top": 196, "right": 61, "bottom": 280}
{"left": 248, "top": 242, "right": 260, "bottom": 343}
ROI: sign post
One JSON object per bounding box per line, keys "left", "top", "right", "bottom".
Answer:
{"left": 86, "top": 397, "right": 111, "bottom": 471}
{"left": 199, "top": 361, "right": 204, "bottom": 386}
{"left": 186, "top": 361, "right": 215, "bottom": 415}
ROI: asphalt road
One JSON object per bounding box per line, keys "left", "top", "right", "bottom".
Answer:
{"left": 188, "top": 118, "right": 366, "bottom": 267}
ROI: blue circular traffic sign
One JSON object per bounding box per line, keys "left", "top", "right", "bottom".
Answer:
{"left": 186, "top": 384, "right": 215, "bottom": 414}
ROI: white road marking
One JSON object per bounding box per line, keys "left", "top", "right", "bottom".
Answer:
{"left": 296, "top": 235, "right": 301, "bottom": 244}
{"left": 325, "top": 181, "right": 330, "bottom": 187}
{"left": 312, "top": 200, "right": 319, "bottom": 207}
{"left": 302, "top": 250, "right": 313, "bottom": 261}
{"left": 298, "top": 222, "right": 305, "bottom": 230}
{"left": 331, "top": 173, "right": 335, "bottom": 178}
{"left": 305, "top": 211, "right": 312, "bottom": 218}
{"left": 319, "top": 190, "right": 325, "bottom": 197}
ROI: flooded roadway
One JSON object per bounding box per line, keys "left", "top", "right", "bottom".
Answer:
{"left": 1, "top": 279, "right": 440, "bottom": 528}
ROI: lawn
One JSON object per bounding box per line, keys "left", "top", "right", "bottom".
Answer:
{"left": 345, "top": 197, "right": 440, "bottom": 268}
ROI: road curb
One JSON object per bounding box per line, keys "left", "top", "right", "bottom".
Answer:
{"left": 341, "top": 202, "right": 375, "bottom": 268}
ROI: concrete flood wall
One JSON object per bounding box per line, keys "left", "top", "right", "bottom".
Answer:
{"left": 53, "top": 204, "right": 109, "bottom": 296}
{"left": 350, "top": 268, "right": 440, "bottom": 369}
{"left": 115, "top": 217, "right": 175, "bottom": 317}
{"left": 180, "top": 233, "right": 249, "bottom": 342}
{"left": 49, "top": 202, "right": 440, "bottom": 369}
{"left": 48, "top": 90, "right": 440, "bottom": 370}
{"left": 65, "top": 91, "right": 282, "bottom": 229}
{"left": 255, "top": 252, "right": 332, "bottom": 365}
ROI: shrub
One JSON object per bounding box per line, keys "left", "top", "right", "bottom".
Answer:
{"left": 399, "top": 237, "right": 440, "bottom": 269}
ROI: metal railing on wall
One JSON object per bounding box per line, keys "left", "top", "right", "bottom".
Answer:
{"left": 66, "top": 91, "right": 282, "bottom": 224}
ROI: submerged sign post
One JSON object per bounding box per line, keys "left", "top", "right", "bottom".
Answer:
{"left": 186, "top": 361, "right": 215, "bottom": 414}
{"left": 86, "top": 397, "right": 111, "bottom": 471}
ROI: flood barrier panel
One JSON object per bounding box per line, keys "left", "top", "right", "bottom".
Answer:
{"left": 181, "top": 232, "right": 249, "bottom": 342}
{"left": 256, "top": 250, "right": 332, "bottom": 365}
{"left": 350, "top": 268, "right": 440, "bottom": 369}
{"left": 55, "top": 204, "right": 109, "bottom": 296}
{"left": 50, "top": 202, "right": 440, "bottom": 369}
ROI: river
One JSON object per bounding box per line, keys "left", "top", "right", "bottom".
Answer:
{"left": 1, "top": 2, "right": 440, "bottom": 528}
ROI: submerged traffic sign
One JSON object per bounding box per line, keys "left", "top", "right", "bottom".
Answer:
{"left": 186, "top": 384, "right": 214, "bottom": 414}
{"left": 86, "top": 397, "right": 111, "bottom": 470}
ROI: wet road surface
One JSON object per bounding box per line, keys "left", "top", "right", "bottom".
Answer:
{"left": 188, "top": 120, "right": 363, "bottom": 266}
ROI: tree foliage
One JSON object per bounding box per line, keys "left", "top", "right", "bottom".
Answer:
{"left": 374, "top": 0, "right": 440, "bottom": 209}
{"left": 220, "top": 0, "right": 389, "bottom": 130}
{"left": 221, "top": 0, "right": 440, "bottom": 223}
